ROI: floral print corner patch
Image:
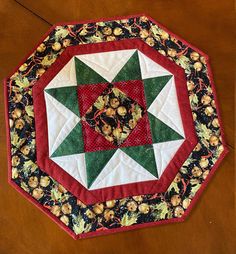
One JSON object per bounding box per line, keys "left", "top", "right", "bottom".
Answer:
{"left": 4, "top": 14, "right": 228, "bottom": 239}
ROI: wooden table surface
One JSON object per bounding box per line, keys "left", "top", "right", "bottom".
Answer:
{"left": 0, "top": 1, "right": 235, "bottom": 253}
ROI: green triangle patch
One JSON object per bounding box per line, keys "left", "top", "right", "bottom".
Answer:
{"left": 148, "top": 112, "right": 183, "bottom": 143}
{"left": 75, "top": 57, "right": 107, "bottom": 85}
{"left": 85, "top": 149, "right": 116, "bottom": 188}
{"left": 51, "top": 122, "right": 84, "bottom": 158}
{"left": 121, "top": 145, "right": 158, "bottom": 178}
{"left": 144, "top": 75, "right": 172, "bottom": 108}
{"left": 45, "top": 86, "right": 80, "bottom": 117}
{"left": 112, "top": 51, "right": 141, "bottom": 82}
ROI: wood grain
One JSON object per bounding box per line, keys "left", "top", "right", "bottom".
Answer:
{"left": 0, "top": 0, "right": 235, "bottom": 253}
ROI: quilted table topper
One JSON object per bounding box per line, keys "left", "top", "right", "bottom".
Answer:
{"left": 4, "top": 14, "right": 228, "bottom": 239}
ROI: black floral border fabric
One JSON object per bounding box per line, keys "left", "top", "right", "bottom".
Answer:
{"left": 6, "top": 15, "right": 226, "bottom": 237}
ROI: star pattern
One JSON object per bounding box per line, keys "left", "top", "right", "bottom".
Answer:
{"left": 44, "top": 50, "right": 184, "bottom": 189}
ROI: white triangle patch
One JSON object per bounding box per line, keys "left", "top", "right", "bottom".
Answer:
{"left": 138, "top": 51, "right": 172, "bottom": 79}
{"left": 153, "top": 139, "right": 184, "bottom": 177}
{"left": 51, "top": 153, "right": 87, "bottom": 187}
{"left": 44, "top": 92, "right": 80, "bottom": 156}
{"left": 76, "top": 49, "right": 136, "bottom": 82}
{"left": 45, "top": 58, "right": 77, "bottom": 89}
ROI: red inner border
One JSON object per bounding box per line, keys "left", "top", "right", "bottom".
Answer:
{"left": 33, "top": 38, "right": 197, "bottom": 204}
{"left": 3, "top": 14, "right": 229, "bottom": 239}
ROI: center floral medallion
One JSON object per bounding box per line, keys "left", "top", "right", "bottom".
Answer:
{"left": 33, "top": 39, "right": 197, "bottom": 204}
{"left": 84, "top": 83, "right": 144, "bottom": 146}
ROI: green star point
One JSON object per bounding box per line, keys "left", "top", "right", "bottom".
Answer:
{"left": 121, "top": 145, "right": 158, "bottom": 178}
{"left": 51, "top": 122, "right": 84, "bottom": 158}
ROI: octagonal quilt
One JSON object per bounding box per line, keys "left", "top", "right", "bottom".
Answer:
{"left": 4, "top": 14, "right": 228, "bottom": 239}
